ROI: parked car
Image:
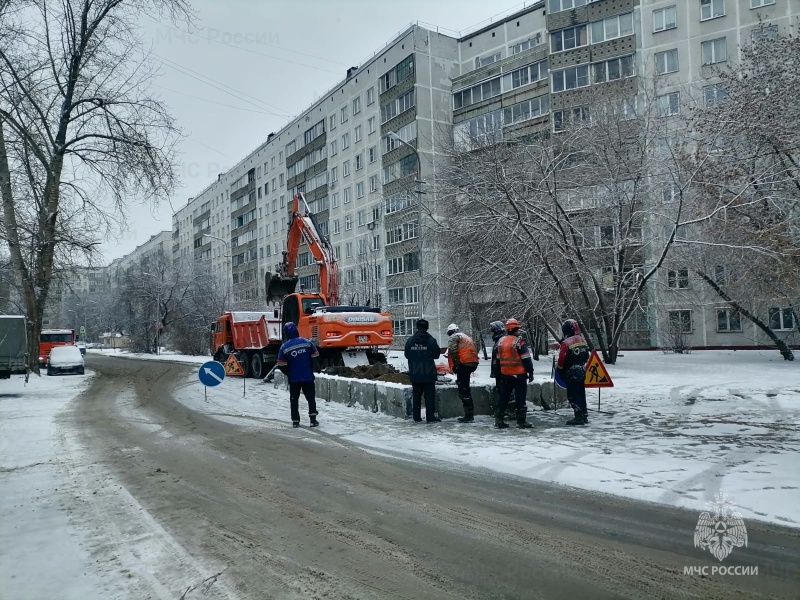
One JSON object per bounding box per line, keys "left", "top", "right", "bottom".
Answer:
{"left": 47, "top": 345, "right": 85, "bottom": 376}
{"left": 76, "top": 341, "right": 86, "bottom": 355}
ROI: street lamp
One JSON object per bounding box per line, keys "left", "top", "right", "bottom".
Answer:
{"left": 388, "top": 131, "right": 426, "bottom": 319}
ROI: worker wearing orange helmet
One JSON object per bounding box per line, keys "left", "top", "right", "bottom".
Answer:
{"left": 495, "top": 318, "right": 534, "bottom": 429}
{"left": 446, "top": 323, "right": 480, "bottom": 423}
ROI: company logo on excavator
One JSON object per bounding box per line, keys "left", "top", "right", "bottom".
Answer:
{"left": 344, "top": 315, "right": 377, "bottom": 323}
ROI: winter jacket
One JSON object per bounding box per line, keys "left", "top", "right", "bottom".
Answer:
{"left": 497, "top": 334, "right": 534, "bottom": 377}
{"left": 490, "top": 332, "right": 505, "bottom": 379}
{"left": 447, "top": 332, "right": 479, "bottom": 371}
{"left": 276, "top": 322, "right": 319, "bottom": 383}
{"left": 557, "top": 319, "right": 590, "bottom": 382}
{"left": 404, "top": 330, "right": 441, "bottom": 383}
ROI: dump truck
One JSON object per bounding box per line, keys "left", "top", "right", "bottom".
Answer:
{"left": 210, "top": 310, "right": 283, "bottom": 378}
{"left": 0, "top": 315, "right": 29, "bottom": 381}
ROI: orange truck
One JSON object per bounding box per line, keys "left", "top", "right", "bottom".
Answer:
{"left": 39, "top": 328, "right": 76, "bottom": 365}
{"left": 211, "top": 192, "right": 393, "bottom": 377}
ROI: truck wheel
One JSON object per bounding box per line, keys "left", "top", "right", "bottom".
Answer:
{"left": 250, "top": 353, "right": 263, "bottom": 379}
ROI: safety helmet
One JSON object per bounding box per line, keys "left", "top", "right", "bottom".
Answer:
{"left": 489, "top": 321, "right": 505, "bottom": 335}
{"left": 446, "top": 323, "right": 459, "bottom": 336}
{"left": 561, "top": 319, "right": 577, "bottom": 337}
{"left": 505, "top": 318, "right": 520, "bottom": 331}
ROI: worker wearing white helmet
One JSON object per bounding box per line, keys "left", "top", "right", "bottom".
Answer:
{"left": 446, "top": 323, "right": 480, "bottom": 423}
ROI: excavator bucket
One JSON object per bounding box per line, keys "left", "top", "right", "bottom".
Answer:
{"left": 265, "top": 272, "right": 298, "bottom": 303}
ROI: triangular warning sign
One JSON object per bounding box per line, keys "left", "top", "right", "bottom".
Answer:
{"left": 223, "top": 354, "right": 245, "bottom": 376}
{"left": 584, "top": 351, "right": 614, "bottom": 388}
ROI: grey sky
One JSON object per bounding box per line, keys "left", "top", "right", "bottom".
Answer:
{"left": 103, "top": 0, "right": 531, "bottom": 261}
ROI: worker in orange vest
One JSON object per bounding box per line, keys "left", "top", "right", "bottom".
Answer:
{"left": 495, "top": 318, "right": 534, "bottom": 429}
{"left": 446, "top": 323, "right": 480, "bottom": 423}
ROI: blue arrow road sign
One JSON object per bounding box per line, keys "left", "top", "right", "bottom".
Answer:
{"left": 199, "top": 361, "right": 225, "bottom": 387}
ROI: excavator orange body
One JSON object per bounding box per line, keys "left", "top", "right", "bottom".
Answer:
{"left": 266, "top": 193, "right": 393, "bottom": 368}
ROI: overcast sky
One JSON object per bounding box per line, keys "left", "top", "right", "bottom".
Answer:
{"left": 101, "top": 0, "right": 531, "bottom": 261}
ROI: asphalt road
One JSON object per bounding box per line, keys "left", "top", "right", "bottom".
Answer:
{"left": 64, "top": 354, "right": 800, "bottom": 599}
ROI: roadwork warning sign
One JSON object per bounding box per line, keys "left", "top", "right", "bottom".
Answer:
{"left": 224, "top": 354, "right": 245, "bottom": 376}
{"left": 584, "top": 351, "right": 614, "bottom": 388}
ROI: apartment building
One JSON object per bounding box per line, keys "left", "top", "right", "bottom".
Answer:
{"left": 164, "top": 0, "right": 797, "bottom": 349}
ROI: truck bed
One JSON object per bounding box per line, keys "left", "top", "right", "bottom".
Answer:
{"left": 229, "top": 312, "right": 282, "bottom": 350}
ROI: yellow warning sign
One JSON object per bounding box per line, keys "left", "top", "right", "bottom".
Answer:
{"left": 585, "top": 351, "right": 614, "bottom": 388}
{"left": 224, "top": 354, "right": 244, "bottom": 377}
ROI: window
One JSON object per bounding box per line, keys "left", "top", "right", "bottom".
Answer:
{"left": 668, "top": 268, "right": 690, "bottom": 289}
{"left": 344, "top": 187, "right": 352, "bottom": 204}
{"left": 714, "top": 265, "right": 728, "bottom": 285}
{"left": 368, "top": 146, "right": 377, "bottom": 163}
{"left": 372, "top": 234, "right": 380, "bottom": 251}
{"left": 342, "top": 133, "right": 350, "bottom": 149}
{"left": 381, "top": 89, "right": 416, "bottom": 123}
{"left": 329, "top": 115, "right": 336, "bottom": 131}
{"left": 346, "top": 270, "right": 354, "bottom": 284}
{"left": 340, "top": 106, "right": 348, "bottom": 124}
{"left": 552, "top": 106, "right": 588, "bottom": 132}
{"left": 404, "top": 252, "right": 420, "bottom": 272}
{"left": 590, "top": 12, "right": 633, "bottom": 43}
{"left": 352, "top": 96, "right": 361, "bottom": 115}
{"left": 370, "top": 175, "right": 378, "bottom": 192}
{"left": 551, "top": 25, "right": 588, "bottom": 52}
{"left": 332, "top": 192, "right": 339, "bottom": 208}
{"left": 701, "top": 37, "right": 727, "bottom": 65}
{"left": 552, "top": 65, "right": 590, "bottom": 92}
{"left": 367, "top": 87, "right": 375, "bottom": 105}
{"left": 750, "top": 0, "right": 775, "bottom": 7}
{"left": 380, "top": 55, "right": 414, "bottom": 93}
{"left": 717, "top": 309, "right": 742, "bottom": 332}
{"left": 452, "top": 77, "right": 501, "bottom": 110}
{"left": 668, "top": 310, "right": 693, "bottom": 333}
{"left": 345, "top": 217, "right": 352, "bottom": 232}
{"left": 658, "top": 92, "right": 680, "bottom": 116}
{"left": 655, "top": 49, "right": 679, "bottom": 75}
{"left": 330, "top": 166, "right": 338, "bottom": 182}
{"left": 368, "top": 117, "right": 376, "bottom": 134}
{"left": 593, "top": 55, "right": 635, "bottom": 83}
{"left": 510, "top": 34, "right": 542, "bottom": 55}
{"left": 356, "top": 181, "right": 365, "bottom": 198}
{"left": 548, "top": 0, "right": 589, "bottom": 15}
{"left": 355, "top": 154, "right": 363, "bottom": 170}
{"left": 279, "top": 174, "right": 284, "bottom": 186}
{"left": 510, "top": 60, "right": 548, "bottom": 89}
{"left": 330, "top": 140, "right": 337, "bottom": 156}
{"left": 703, "top": 84, "right": 728, "bottom": 106}
{"left": 701, "top": 0, "right": 725, "bottom": 21}
{"left": 355, "top": 125, "right": 362, "bottom": 142}
{"left": 503, "top": 96, "right": 550, "bottom": 125}
{"left": 333, "top": 219, "right": 340, "bottom": 234}
{"left": 387, "top": 257, "right": 403, "bottom": 275}
{"left": 653, "top": 6, "right": 677, "bottom": 32}
{"left": 751, "top": 24, "right": 778, "bottom": 41}
{"left": 345, "top": 242, "right": 353, "bottom": 258}
{"left": 475, "top": 52, "right": 501, "bottom": 69}
{"left": 382, "top": 121, "right": 417, "bottom": 154}
{"left": 661, "top": 182, "right": 681, "bottom": 203}
{"left": 343, "top": 160, "right": 350, "bottom": 177}
{"left": 358, "top": 239, "right": 367, "bottom": 255}
{"left": 769, "top": 307, "right": 794, "bottom": 330}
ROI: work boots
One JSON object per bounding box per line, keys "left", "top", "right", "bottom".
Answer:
{"left": 310, "top": 415, "right": 319, "bottom": 427}
{"left": 457, "top": 404, "right": 474, "bottom": 423}
{"left": 516, "top": 409, "right": 532, "bottom": 429}
{"left": 566, "top": 411, "right": 585, "bottom": 426}
{"left": 495, "top": 414, "right": 509, "bottom": 429}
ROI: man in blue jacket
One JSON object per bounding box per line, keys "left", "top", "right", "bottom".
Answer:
{"left": 404, "top": 319, "right": 441, "bottom": 423}
{"left": 276, "top": 322, "right": 319, "bottom": 428}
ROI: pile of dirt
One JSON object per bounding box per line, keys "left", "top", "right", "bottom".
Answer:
{"left": 375, "top": 372, "right": 411, "bottom": 385}
{"left": 323, "top": 362, "right": 408, "bottom": 383}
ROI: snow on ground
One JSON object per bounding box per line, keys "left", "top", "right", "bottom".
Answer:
{"left": 158, "top": 348, "right": 800, "bottom": 528}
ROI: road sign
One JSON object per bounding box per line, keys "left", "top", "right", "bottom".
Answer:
{"left": 585, "top": 351, "right": 614, "bottom": 388}
{"left": 79, "top": 326, "right": 86, "bottom": 334}
{"left": 224, "top": 354, "right": 245, "bottom": 377}
{"left": 553, "top": 363, "right": 567, "bottom": 389}
{"left": 198, "top": 361, "right": 225, "bottom": 387}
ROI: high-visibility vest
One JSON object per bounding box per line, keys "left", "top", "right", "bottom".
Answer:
{"left": 451, "top": 333, "right": 479, "bottom": 366}
{"left": 497, "top": 335, "right": 527, "bottom": 375}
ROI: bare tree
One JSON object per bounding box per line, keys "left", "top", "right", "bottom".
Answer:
{"left": 683, "top": 29, "right": 799, "bottom": 360}
{"left": 0, "top": 0, "right": 191, "bottom": 371}
{"left": 437, "top": 82, "right": 697, "bottom": 363}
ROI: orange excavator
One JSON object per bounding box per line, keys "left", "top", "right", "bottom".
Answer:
{"left": 266, "top": 192, "right": 393, "bottom": 368}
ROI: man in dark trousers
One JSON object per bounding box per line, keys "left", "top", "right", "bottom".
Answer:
{"left": 446, "top": 323, "right": 480, "bottom": 423}
{"left": 488, "top": 320, "right": 506, "bottom": 415}
{"left": 495, "top": 318, "right": 534, "bottom": 429}
{"left": 404, "top": 319, "right": 441, "bottom": 423}
{"left": 276, "top": 322, "right": 320, "bottom": 428}
{"left": 556, "top": 318, "right": 590, "bottom": 425}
